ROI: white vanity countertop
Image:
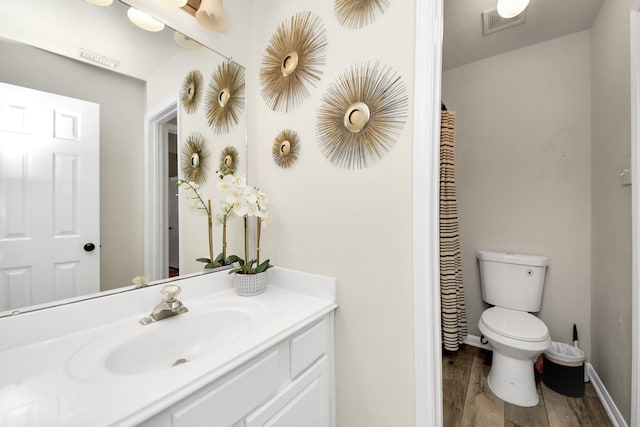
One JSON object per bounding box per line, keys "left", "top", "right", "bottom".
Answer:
{"left": 0, "top": 267, "right": 337, "bottom": 427}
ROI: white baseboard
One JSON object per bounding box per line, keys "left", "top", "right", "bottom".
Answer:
{"left": 586, "top": 363, "right": 628, "bottom": 427}
{"left": 464, "top": 335, "right": 627, "bottom": 426}
{"left": 463, "top": 334, "right": 492, "bottom": 351}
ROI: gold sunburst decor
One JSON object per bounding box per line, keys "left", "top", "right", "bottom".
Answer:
{"left": 272, "top": 129, "right": 300, "bottom": 168}
{"left": 334, "top": 0, "right": 389, "bottom": 29}
{"left": 181, "top": 70, "right": 203, "bottom": 114}
{"left": 260, "top": 11, "right": 327, "bottom": 112}
{"left": 218, "top": 146, "right": 239, "bottom": 176}
{"left": 181, "top": 133, "right": 209, "bottom": 183}
{"left": 316, "top": 61, "right": 409, "bottom": 169}
{"left": 205, "top": 60, "right": 246, "bottom": 134}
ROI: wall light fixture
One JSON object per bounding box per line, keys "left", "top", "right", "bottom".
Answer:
{"left": 195, "top": 0, "right": 226, "bottom": 32}
{"left": 496, "top": 0, "right": 530, "bottom": 18}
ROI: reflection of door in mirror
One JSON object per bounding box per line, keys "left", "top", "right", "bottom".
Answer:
{"left": 0, "top": 82, "right": 100, "bottom": 311}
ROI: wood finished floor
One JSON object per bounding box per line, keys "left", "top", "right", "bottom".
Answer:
{"left": 442, "top": 345, "right": 613, "bottom": 427}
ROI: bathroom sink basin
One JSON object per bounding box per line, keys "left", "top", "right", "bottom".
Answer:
{"left": 67, "top": 301, "right": 263, "bottom": 379}
{"left": 105, "top": 308, "right": 253, "bottom": 374}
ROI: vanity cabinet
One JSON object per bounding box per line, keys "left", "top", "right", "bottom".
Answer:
{"left": 138, "top": 314, "right": 334, "bottom": 427}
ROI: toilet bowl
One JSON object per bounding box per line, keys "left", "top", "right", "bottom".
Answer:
{"left": 478, "top": 306, "right": 551, "bottom": 407}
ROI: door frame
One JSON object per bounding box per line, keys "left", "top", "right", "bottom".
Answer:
{"left": 163, "top": 123, "right": 178, "bottom": 274}
{"left": 413, "top": 2, "right": 640, "bottom": 425}
{"left": 630, "top": 3, "right": 640, "bottom": 425}
{"left": 144, "top": 97, "right": 177, "bottom": 281}
{"left": 412, "top": 0, "right": 444, "bottom": 425}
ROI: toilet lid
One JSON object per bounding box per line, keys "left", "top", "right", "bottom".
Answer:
{"left": 480, "top": 307, "right": 549, "bottom": 342}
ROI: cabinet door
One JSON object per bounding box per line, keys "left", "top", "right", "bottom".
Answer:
{"left": 245, "top": 356, "right": 330, "bottom": 427}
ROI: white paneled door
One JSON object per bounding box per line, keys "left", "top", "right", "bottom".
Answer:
{"left": 0, "top": 82, "right": 100, "bottom": 312}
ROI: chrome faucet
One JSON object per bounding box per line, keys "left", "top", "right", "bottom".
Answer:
{"left": 139, "top": 284, "right": 189, "bottom": 325}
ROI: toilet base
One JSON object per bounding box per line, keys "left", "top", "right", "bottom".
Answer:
{"left": 487, "top": 351, "right": 539, "bottom": 407}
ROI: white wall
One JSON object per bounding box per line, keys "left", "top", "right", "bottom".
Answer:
{"left": 0, "top": 39, "right": 146, "bottom": 292}
{"left": 248, "top": 1, "right": 417, "bottom": 425}
{"left": 590, "top": 0, "right": 633, "bottom": 422}
{"left": 443, "top": 31, "right": 593, "bottom": 356}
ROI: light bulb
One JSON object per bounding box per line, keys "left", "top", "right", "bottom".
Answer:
{"left": 84, "top": 0, "right": 113, "bottom": 6}
{"left": 172, "top": 32, "right": 202, "bottom": 51}
{"left": 196, "top": 0, "right": 227, "bottom": 32}
{"left": 127, "top": 7, "right": 165, "bottom": 32}
{"left": 496, "top": 0, "right": 530, "bottom": 18}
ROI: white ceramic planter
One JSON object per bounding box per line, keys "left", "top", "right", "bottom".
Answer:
{"left": 233, "top": 271, "right": 267, "bottom": 296}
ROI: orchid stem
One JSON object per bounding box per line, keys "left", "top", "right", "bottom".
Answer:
{"left": 256, "top": 217, "right": 262, "bottom": 266}
{"left": 222, "top": 215, "right": 227, "bottom": 261}
{"left": 207, "top": 199, "right": 213, "bottom": 264}
{"left": 243, "top": 215, "right": 248, "bottom": 269}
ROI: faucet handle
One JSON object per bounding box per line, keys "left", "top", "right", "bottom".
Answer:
{"left": 160, "top": 284, "right": 181, "bottom": 303}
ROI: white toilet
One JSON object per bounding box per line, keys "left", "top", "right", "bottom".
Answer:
{"left": 476, "top": 250, "right": 552, "bottom": 407}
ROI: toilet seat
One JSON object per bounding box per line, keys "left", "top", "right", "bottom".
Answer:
{"left": 480, "top": 307, "right": 549, "bottom": 342}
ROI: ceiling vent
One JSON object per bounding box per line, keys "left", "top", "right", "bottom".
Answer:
{"left": 482, "top": 8, "right": 526, "bottom": 35}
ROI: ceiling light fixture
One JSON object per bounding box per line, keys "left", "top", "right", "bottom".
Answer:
{"left": 496, "top": 0, "right": 530, "bottom": 18}
{"left": 161, "top": 0, "right": 188, "bottom": 7}
{"left": 195, "top": 0, "right": 227, "bottom": 32}
{"left": 127, "top": 7, "right": 165, "bottom": 32}
{"left": 173, "top": 31, "right": 202, "bottom": 51}
{"left": 84, "top": 0, "right": 113, "bottom": 6}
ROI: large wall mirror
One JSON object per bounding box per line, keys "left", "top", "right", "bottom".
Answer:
{"left": 0, "top": 0, "right": 247, "bottom": 316}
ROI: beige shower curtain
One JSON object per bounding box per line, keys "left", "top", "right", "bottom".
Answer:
{"left": 440, "top": 109, "right": 468, "bottom": 352}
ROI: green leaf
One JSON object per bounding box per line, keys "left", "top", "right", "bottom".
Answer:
{"left": 214, "top": 252, "right": 225, "bottom": 263}
{"left": 204, "top": 262, "right": 221, "bottom": 269}
{"left": 255, "top": 259, "right": 271, "bottom": 273}
{"left": 225, "top": 255, "right": 242, "bottom": 265}
{"left": 196, "top": 257, "right": 211, "bottom": 264}
{"left": 228, "top": 267, "right": 241, "bottom": 274}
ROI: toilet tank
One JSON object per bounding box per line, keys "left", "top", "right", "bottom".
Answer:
{"left": 477, "top": 250, "right": 549, "bottom": 312}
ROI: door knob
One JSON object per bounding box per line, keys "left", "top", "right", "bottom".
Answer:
{"left": 83, "top": 243, "right": 96, "bottom": 252}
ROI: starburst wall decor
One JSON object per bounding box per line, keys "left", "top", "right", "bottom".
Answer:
{"left": 316, "top": 61, "right": 408, "bottom": 169}
{"left": 334, "top": 0, "right": 389, "bottom": 29}
{"left": 205, "top": 60, "right": 246, "bottom": 134}
{"left": 181, "top": 133, "right": 209, "bottom": 183}
{"left": 181, "top": 70, "right": 203, "bottom": 114}
{"left": 218, "top": 146, "right": 239, "bottom": 176}
{"left": 272, "top": 129, "right": 300, "bottom": 168}
{"left": 259, "top": 11, "right": 327, "bottom": 112}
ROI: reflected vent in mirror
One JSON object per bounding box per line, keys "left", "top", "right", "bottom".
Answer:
{"left": 482, "top": 8, "right": 526, "bottom": 35}
{"left": 78, "top": 48, "right": 120, "bottom": 69}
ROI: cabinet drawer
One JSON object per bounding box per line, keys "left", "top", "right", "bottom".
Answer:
{"left": 171, "top": 350, "right": 281, "bottom": 427}
{"left": 290, "top": 319, "right": 327, "bottom": 378}
{"left": 245, "top": 356, "right": 330, "bottom": 427}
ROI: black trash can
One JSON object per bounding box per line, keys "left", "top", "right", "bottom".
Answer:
{"left": 543, "top": 341, "right": 585, "bottom": 397}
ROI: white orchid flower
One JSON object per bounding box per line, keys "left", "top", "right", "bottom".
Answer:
{"left": 233, "top": 174, "right": 247, "bottom": 189}
{"left": 217, "top": 174, "right": 235, "bottom": 192}
{"left": 259, "top": 212, "right": 272, "bottom": 229}
{"left": 232, "top": 200, "right": 250, "bottom": 217}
